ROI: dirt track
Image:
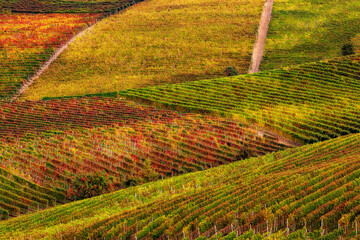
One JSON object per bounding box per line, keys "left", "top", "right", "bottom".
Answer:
{"left": 249, "top": 0, "right": 274, "bottom": 73}
{"left": 10, "top": 22, "right": 96, "bottom": 102}
{"left": 10, "top": 2, "right": 138, "bottom": 102}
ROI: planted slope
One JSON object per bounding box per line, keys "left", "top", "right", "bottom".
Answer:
{"left": 0, "top": 97, "right": 180, "bottom": 138}
{"left": 1, "top": 0, "right": 139, "bottom": 13}
{"left": 0, "top": 97, "right": 289, "bottom": 215}
{"left": 21, "top": 0, "right": 265, "bottom": 100}
{"left": 0, "top": 13, "right": 100, "bottom": 100}
{"left": 261, "top": 0, "right": 360, "bottom": 70}
{"left": 117, "top": 54, "right": 360, "bottom": 144}
{"left": 0, "top": 167, "right": 65, "bottom": 220}
{"left": 0, "top": 134, "right": 359, "bottom": 239}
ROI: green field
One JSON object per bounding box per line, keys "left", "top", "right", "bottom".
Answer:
{"left": 261, "top": 0, "right": 360, "bottom": 70}
{"left": 20, "top": 0, "right": 265, "bottom": 100}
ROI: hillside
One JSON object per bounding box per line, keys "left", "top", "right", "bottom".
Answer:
{"left": 113, "top": 54, "right": 360, "bottom": 144}
{"left": 0, "top": 167, "right": 65, "bottom": 220}
{"left": 0, "top": 0, "right": 359, "bottom": 238}
{"left": 1, "top": 0, "right": 139, "bottom": 13}
{"left": 20, "top": 0, "right": 265, "bottom": 100}
{"left": 0, "top": 13, "right": 100, "bottom": 100}
{"left": 0, "top": 0, "right": 141, "bottom": 101}
{"left": 0, "top": 97, "right": 290, "bottom": 217}
{"left": 0, "top": 134, "right": 359, "bottom": 239}
{"left": 260, "top": 0, "right": 360, "bottom": 70}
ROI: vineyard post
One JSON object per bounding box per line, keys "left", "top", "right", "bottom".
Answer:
{"left": 356, "top": 221, "right": 358, "bottom": 237}
{"left": 286, "top": 219, "right": 289, "bottom": 235}
{"left": 266, "top": 220, "right": 268, "bottom": 233}
{"left": 273, "top": 216, "right": 276, "bottom": 231}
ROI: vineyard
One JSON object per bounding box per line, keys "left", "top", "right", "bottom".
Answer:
{"left": 115, "top": 54, "right": 360, "bottom": 144}
{"left": 0, "top": 0, "right": 359, "bottom": 238}
{"left": 260, "top": 0, "right": 360, "bottom": 70}
{"left": 0, "top": 134, "right": 359, "bottom": 239}
{"left": 0, "top": 167, "right": 65, "bottom": 220}
{"left": 0, "top": 0, "right": 142, "bottom": 101}
{"left": 19, "top": 0, "right": 265, "bottom": 101}
{"left": 0, "top": 97, "right": 291, "bottom": 216}
{"left": 0, "top": 13, "right": 101, "bottom": 100}
{"left": 1, "top": 0, "right": 139, "bottom": 13}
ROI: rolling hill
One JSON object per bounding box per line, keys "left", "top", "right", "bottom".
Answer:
{"left": 0, "top": 0, "right": 359, "bottom": 238}
{"left": 260, "top": 0, "right": 360, "bottom": 70}
{"left": 0, "top": 134, "right": 359, "bottom": 239}
{"left": 0, "top": 97, "right": 290, "bottom": 218}
{"left": 19, "top": 0, "right": 265, "bottom": 100}
{"left": 114, "top": 54, "right": 360, "bottom": 144}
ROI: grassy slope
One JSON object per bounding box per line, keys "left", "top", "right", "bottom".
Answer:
{"left": 20, "top": 0, "right": 265, "bottom": 100}
{"left": 112, "top": 54, "right": 360, "bottom": 144}
{"left": 0, "top": 134, "right": 359, "bottom": 239}
{"left": 260, "top": 0, "right": 360, "bottom": 70}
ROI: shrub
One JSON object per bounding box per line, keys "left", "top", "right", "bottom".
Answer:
{"left": 67, "top": 172, "right": 115, "bottom": 200}
{"left": 341, "top": 43, "right": 354, "bottom": 56}
{"left": 224, "top": 67, "right": 240, "bottom": 76}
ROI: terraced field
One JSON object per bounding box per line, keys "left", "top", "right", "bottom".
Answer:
{"left": 261, "top": 0, "right": 360, "bottom": 70}
{"left": 115, "top": 54, "right": 360, "bottom": 144}
{"left": 20, "top": 0, "right": 265, "bottom": 100}
{"left": 0, "top": 134, "right": 359, "bottom": 239}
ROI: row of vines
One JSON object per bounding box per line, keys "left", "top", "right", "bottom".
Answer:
{"left": 0, "top": 98, "right": 290, "bottom": 218}
{"left": 0, "top": 0, "right": 143, "bottom": 101}
{"left": 0, "top": 13, "right": 101, "bottom": 100}
{"left": 0, "top": 134, "right": 359, "bottom": 239}
{"left": 116, "top": 54, "right": 360, "bottom": 144}
{"left": 1, "top": 0, "right": 140, "bottom": 13}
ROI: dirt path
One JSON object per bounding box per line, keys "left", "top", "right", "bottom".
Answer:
{"left": 257, "top": 129, "right": 302, "bottom": 148}
{"left": 248, "top": 0, "right": 274, "bottom": 74}
{"left": 10, "top": 21, "right": 97, "bottom": 102}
